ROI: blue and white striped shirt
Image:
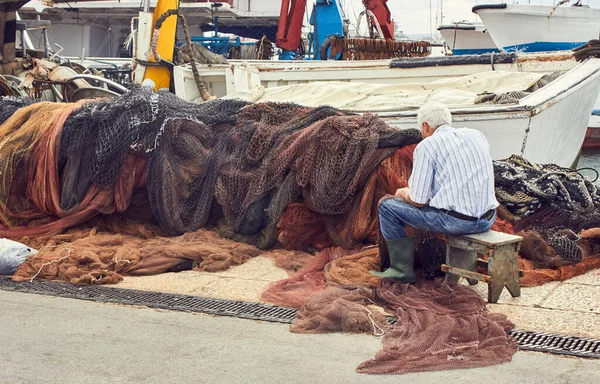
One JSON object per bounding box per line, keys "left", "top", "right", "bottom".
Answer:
{"left": 408, "top": 125, "right": 499, "bottom": 217}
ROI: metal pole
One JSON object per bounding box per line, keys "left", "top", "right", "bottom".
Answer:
{"left": 143, "top": 0, "right": 150, "bottom": 13}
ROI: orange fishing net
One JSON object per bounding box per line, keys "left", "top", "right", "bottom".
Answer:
{"left": 13, "top": 225, "right": 264, "bottom": 284}
{"left": 0, "top": 102, "right": 80, "bottom": 227}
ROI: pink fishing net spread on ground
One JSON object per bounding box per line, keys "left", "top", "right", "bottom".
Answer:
{"left": 357, "top": 279, "right": 518, "bottom": 374}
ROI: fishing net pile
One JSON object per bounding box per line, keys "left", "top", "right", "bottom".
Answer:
{"left": 290, "top": 279, "right": 517, "bottom": 374}
{"left": 0, "top": 87, "right": 421, "bottom": 282}
{"left": 1, "top": 87, "right": 600, "bottom": 375}
{"left": 12, "top": 224, "right": 262, "bottom": 285}
{"left": 494, "top": 155, "right": 600, "bottom": 285}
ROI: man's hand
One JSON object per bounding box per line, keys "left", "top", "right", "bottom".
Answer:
{"left": 395, "top": 187, "right": 410, "bottom": 200}
{"left": 395, "top": 187, "right": 426, "bottom": 208}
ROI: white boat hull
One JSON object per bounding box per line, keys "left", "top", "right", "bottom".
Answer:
{"left": 438, "top": 23, "right": 498, "bottom": 55}
{"left": 381, "top": 59, "right": 600, "bottom": 167}
{"left": 175, "top": 58, "right": 600, "bottom": 168}
{"left": 174, "top": 53, "right": 578, "bottom": 101}
{"left": 473, "top": 3, "right": 600, "bottom": 53}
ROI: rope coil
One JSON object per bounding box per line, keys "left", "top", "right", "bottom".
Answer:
{"left": 148, "top": 9, "right": 215, "bottom": 101}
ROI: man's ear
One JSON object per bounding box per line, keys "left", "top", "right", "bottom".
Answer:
{"left": 422, "top": 122, "right": 431, "bottom": 136}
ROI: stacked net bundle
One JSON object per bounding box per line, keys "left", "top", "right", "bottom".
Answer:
{"left": 0, "top": 85, "right": 422, "bottom": 247}
{"left": 1, "top": 88, "right": 424, "bottom": 284}
{"left": 58, "top": 86, "right": 249, "bottom": 226}
{"left": 214, "top": 103, "right": 421, "bottom": 249}
{"left": 494, "top": 155, "right": 600, "bottom": 222}
{"left": 491, "top": 155, "right": 600, "bottom": 285}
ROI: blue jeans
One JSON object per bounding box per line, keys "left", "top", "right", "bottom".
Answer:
{"left": 379, "top": 197, "right": 496, "bottom": 240}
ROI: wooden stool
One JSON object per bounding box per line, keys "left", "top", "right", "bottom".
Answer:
{"left": 441, "top": 230, "right": 523, "bottom": 303}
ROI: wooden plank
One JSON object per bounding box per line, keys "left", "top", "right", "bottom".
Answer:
{"left": 447, "top": 237, "right": 491, "bottom": 253}
{"left": 489, "top": 244, "right": 521, "bottom": 298}
{"left": 445, "top": 247, "right": 478, "bottom": 285}
{"left": 458, "top": 230, "right": 523, "bottom": 247}
{"left": 441, "top": 265, "right": 491, "bottom": 283}
{"left": 476, "top": 258, "right": 524, "bottom": 277}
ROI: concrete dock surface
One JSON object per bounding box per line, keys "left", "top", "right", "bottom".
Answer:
{"left": 2, "top": 290, "right": 600, "bottom": 384}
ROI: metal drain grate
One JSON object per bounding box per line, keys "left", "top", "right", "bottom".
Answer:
{"left": 509, "top": 330, "right": 600, "bottom": 359}
{"left": 1, "top": 277, "right": 599, "bottom": 359}
{"left": 0, "top": 276, "right": 297, "bottom": 324}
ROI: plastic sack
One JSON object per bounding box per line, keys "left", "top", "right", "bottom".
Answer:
{"left": 0, "top": 238, "right": 38, "bottom": 275}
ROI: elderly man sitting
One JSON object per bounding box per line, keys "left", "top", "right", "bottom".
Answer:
{"left": 371, "top": 102, "right": 499, "bottom": 283}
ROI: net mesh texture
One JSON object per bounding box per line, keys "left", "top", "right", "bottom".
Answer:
{"left": 1, "top": 86, "right": 600, "bottom": 375}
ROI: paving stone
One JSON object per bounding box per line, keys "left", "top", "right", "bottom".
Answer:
{"left": 199, "top": 276, "right": 271, "bottom": 303}
{"left": 563, "top": 269, "right": 600, "bottom": 286}
{"left": 117, "top": 272, "right": 221, "bottom": 295}
{"left": 488, "top": 304, "right": 600, "bottom": 339}
{"left": 462, "top": 280, "right": 559, "bottom": 307}
{"left": 206, "top": 256, "right": 286, "bottom": 280}
{"left": 541, "top": 283, "right": 600, "bottom": 314}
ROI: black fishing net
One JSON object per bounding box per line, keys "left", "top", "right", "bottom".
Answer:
{"left": 476, "top": 71, "right": 563, "bottom": 105}
{"left": 58, "top": 85, "right": 250, "bottom": 211}
{"left": 546, "top": 231, "right": 583, "bottom": 264}
{"left": 495, "top": 156, "right": 600, "bottom": 266}
{"left": 0, "top": 97, "right": 34, "bottom": 125}
{"left": 415, "top": 232, "right": 446, "bottom": 279}
{"left": 213, "top": 102, "right": 421, "bottom": 248}
{"left": 52, "top": 86, "right": 421, "bottom": 245}
{"left": 494, "top": 155, "right": 600, "bottom": 220}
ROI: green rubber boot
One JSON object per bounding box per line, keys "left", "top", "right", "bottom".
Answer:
{"left": 369, "top": 237, "right": 416, "bottom": 283}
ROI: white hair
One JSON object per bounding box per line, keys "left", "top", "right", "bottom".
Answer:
{"left": 417, "top": 102, "right": 452, "bottom": 130}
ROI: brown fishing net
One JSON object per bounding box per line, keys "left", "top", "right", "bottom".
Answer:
{"left": 518, "top": 228, "right": 600, "bottom": 286}
{"left": 291, "top": 285, "right": 391, "bottom": 335}
{"left": 326, "top": 247, "right": 381, "bottom": 288}
{"left": 277, "top": 202, "right": 333, "bottom": 251}
{"left": 355, "top": 279, "right": 518, "bottom": 374}
{"left": 13, "top": 225, "right": 264, "bottom": 284}
{"left": 276, "top": 145, "right": 417, "bottom": 251}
